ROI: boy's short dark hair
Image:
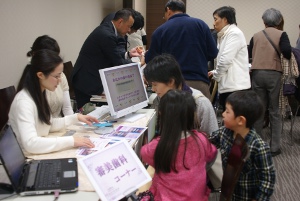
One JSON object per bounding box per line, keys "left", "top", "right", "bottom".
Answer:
{"left": 226, "top": 90, "right": 264, "bottom": 128}
{"left": 143, "top": 54, "right": 184, "bottom": 89}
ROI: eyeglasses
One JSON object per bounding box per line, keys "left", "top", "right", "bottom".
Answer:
{"left": 50, "top": 74, "right": 62, "bottom": 80}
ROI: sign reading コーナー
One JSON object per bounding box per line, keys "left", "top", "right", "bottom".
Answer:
{"left": 79, "top": 141, "right": 151, "bottom": 201}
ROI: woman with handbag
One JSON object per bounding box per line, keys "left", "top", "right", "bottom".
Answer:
{"left": 248, "top": 8, "right": 292, "bottom": 157}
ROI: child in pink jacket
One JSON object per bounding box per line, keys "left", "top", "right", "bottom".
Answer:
{"left": 141, "top": 90, "right": 217, "bottom": 201}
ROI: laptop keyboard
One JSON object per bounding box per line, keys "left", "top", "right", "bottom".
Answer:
{"left": 36, "top": 160, "right": 62, "bottom": 188}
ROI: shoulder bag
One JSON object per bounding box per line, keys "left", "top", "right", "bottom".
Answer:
{"left": 262, "top": 30, "right": 298, "bottom": 96}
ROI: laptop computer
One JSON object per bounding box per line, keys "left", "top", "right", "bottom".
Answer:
{"left": 0, "top": 124, "right": 78, "bottom": 196}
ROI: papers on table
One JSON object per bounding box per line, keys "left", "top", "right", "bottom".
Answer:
{"left": 105, "top": 125, "right": 147, "bottom": 140}
{"left": 76, "top": 125, "right": 147, "bottom": 156}
{"left": 76, "top": 138, "right": 111, "bottom": 156}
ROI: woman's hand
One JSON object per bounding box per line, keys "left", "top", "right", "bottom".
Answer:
{"left": 77, "top": 114, "right": 99, "bottom": 126}
{"left": 208, "top": 71, "right": 213, "bottom": 78}
{"left": 73, "top": 136, "right": 95, "bottom": 148}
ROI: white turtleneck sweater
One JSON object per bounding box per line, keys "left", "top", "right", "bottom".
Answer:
{"left": 8, "top": 89, "right": 78, "bottom": 156}
{"left": 212, "top": 24, "right": 251, "bottom": 93}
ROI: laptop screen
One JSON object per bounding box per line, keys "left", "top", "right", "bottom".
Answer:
{"left": 0, "top": 125, "right": 27, "bottom": 189}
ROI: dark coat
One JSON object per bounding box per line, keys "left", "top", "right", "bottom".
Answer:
{"left": 71, "top": 22, "right": 131, "bottom": 108}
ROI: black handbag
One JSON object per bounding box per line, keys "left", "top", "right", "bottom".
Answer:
{"left": 283, "top": 83, "right": 297, "bottom": 96}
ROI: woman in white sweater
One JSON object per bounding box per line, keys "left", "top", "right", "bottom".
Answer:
{"left": 208, "top": 6, "right": 251, "bottom": 111}
{"left": 9, "top": 49, "right": 98, "bottom": 155}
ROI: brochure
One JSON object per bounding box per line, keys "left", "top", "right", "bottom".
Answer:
{"left": 105, "top": 125, "right": 147, "bottom": 141}
{"left": 76, "top": 137, "right": 111, "bottom": 156}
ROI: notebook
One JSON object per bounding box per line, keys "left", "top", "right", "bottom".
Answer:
{"left": 0, "top": 125, "right": 78, "bottom": 196}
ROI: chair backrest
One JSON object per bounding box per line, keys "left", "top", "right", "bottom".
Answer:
{"left": 210, "top": 79, "right": 218, "bottom": 103}
{"left": 219, "top": 134, "right": 250, "bottom": 201}
{"left": 63, "top": 61, "right": 75, "bottom": 99}
{"left": 133, "top": 133, "right": 146, "bottom": 160}
{"left": 0, "top": 86, "right": 16, "bottom": 130}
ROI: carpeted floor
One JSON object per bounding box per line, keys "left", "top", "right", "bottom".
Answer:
{"left": 263, "top": 116, "right": 300, "bottom": 201}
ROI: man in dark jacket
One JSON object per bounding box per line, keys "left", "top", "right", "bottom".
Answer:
{"left": 72, "top": 9, "right": 141, "bottom": 109}
{"left": 101, "top": 9, "right": 145, "bottom": 55}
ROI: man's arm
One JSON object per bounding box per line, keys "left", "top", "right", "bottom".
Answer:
{"left": 145, "top": 30, "right": 161, "bottom": 63}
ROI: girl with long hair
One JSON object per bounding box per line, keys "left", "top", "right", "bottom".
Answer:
{"left": 140, "top": 90, "right": 217, "bottom": 201}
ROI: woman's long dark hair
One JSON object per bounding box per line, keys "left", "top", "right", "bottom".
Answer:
{"left": 17, "top": 49, "right": 63, "bottom": 124}
{"left": 154, "top": 90, "right": 199, "bottom": 173}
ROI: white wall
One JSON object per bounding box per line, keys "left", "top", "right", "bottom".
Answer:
{"left": 186, "top": 0, "right": 300, "bottom": 45}
{"left": 0, "top": 0, "right": 122, "bottom": 89}
{"left": 133, "top": 0, "right": 147, "bottom": 30}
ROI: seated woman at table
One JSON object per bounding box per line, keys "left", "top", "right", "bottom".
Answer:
{"left": 18, "top": 35, "right": 74, "bottom": 117}
{"left": 143, "top": 54, "right": 218, "bottom": 135}
{"left": 140, "top": 90, "right": 217, "bottom": 200}
{"left": 9, "top": 49, "right": 98, "bottom": 156}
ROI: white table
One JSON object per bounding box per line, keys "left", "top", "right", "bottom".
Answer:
{"left": 0, "top": 109, "right": 156, "bottom": 201}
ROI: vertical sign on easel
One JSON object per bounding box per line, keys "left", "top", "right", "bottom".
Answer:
{"left": 79, "top": 141, "right": 151, "bottom": 201}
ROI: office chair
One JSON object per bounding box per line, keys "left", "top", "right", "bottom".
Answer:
{"left": 209, "top": 79, "right": 219, "bottom": 115}
{"left": 63, "top": 61, "right": 77, "bottom": 111}
{"left": 288, "top": 96, "right": 300, "bottom": 145}
{"left": 210, "top": 134, "right": 250, "bottom": 201}
{"left": 0, "top": 86, "right": 16, "bottom": 130}
{"left": 133, "top": 132, "right": 146, "bottom": 160}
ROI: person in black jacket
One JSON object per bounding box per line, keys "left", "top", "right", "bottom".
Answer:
{"left": 101, "top": 9, "right": 145, "bottom": 55}
{"left": 71, "top": 9, "right": 142, "bottom": 109}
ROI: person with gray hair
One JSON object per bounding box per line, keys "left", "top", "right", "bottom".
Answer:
{"left": 248, "top": 8, "right": 292, "bottom": 157}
